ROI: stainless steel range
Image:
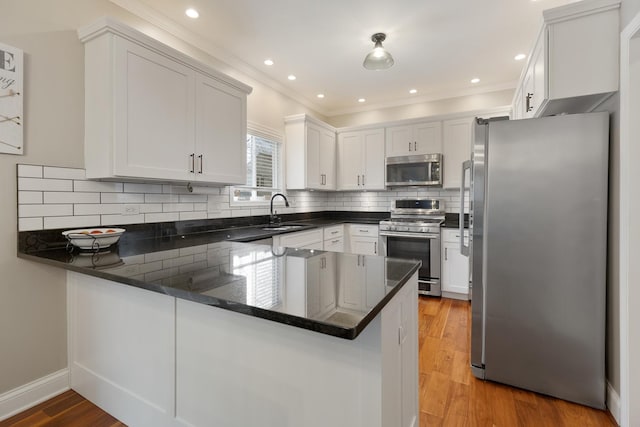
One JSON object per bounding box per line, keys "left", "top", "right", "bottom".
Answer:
{"left": 379, "top": 199, "right": 444, "bottom": 297}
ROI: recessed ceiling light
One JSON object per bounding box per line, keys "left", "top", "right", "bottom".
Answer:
{"left": 471, "top": 78, "right": 480, "bottom": 84}
{"left": 317, "top": 94, "right": 325, "bottom": 99}
{"left": 409, "top": 89, "right": 418, "bottom": 94}
{"left": 514, "top": 53, "right": 526, "bottom": 61}
{"left": 185, "top": 8, "right": 199, "bottom": 19}
{"left": 358, "top": 98, "right": 366, "bottom": 103}
{"left": 264, "top": 59, "right": 274, "bottom": 66}
{"left": 288, "top": 75, "right": 296, "bottom": 81}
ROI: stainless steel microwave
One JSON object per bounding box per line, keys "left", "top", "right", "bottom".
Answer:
{"left": 385, "top": 153, "right": 443, "bottom": 187}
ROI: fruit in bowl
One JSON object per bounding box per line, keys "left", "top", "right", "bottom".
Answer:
{"left": 62, "top": 228, "right": 126, "bottom": 250}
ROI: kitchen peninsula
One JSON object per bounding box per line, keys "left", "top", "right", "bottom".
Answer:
{"left": 18, "top": 219, "right": 420, "bottom": 427}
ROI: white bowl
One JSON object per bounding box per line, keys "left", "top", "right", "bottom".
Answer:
{"left": 62, "top": 228, "right": 125, "bottom": 250}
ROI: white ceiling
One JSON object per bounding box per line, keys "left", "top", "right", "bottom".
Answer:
{"left": 113, "top": 0, "right": 574, "bottom": 116}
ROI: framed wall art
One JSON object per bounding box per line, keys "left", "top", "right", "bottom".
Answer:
{"left": 0, "top": 42, "right": 23, "bottom": 155}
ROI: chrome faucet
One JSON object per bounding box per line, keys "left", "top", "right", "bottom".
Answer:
{"left": 270, "top": 193, "right": 289, "bottom": 225}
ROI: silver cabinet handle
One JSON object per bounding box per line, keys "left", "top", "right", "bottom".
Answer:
{"left": 414, "top": 141, "right": 417, "bottom": 151}
{"left": 445, "top": 247, "right": 448, "bottom": 261}
{"left": 374, "top": 241, "right": 377, "bottom": 254}
{"left": 331, "top": 239, "right": 340, "bottom": 244}
{"left": 362, "top": 175, "right": 365, "bottom": 186}
{"left": 359, "top": 229, "right": 369, "bottom": 233}
{"left": 357, "top": 175, "right": 360, "bottom": 186}
{"left": 189, "top": 153, "right": 195, "bottom": 173}
{"left": 526, "top": 92, "right": 534, "bottom": 112}
{"left": 198, "top": 154, "right": 203, "bottom": 174}
{"left": 408, "top": 142, "right": 412, "bottom": 151}
{"left": 331, "top": 231, "right": 339, "bottom": 234}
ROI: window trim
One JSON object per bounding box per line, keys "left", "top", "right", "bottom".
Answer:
{"left": 230, "top": 122, "right": 284, "bottom": 207}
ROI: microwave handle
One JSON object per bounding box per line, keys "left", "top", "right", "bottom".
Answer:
{"left": 460, "top": 160, "right": 471, "bottom": 256}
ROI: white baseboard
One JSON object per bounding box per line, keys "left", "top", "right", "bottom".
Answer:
{"left": 607, "top": 381, "right": 621, "bottom": 426}
{"left": 0, "top": 368, "right": 70, "bottom": 422}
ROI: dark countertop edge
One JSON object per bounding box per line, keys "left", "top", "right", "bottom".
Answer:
{"left": 18, "top": 250, "right": 420, "bottom": 341}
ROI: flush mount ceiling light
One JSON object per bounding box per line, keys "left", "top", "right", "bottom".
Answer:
{"left": 363, "top": 33, "right": 394, "bottom": 70}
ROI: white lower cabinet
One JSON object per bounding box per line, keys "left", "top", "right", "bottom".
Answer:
{"left": 441, "top": 229, "right": 470, "bottom": 299}
{"left": 338, "top": 255, "right": 386, "bottom": 311}
{"left": 347, "top": 224, "right": 380, "bottom": 255}
{"left": 67, "top": 269, "right": 418, "bottom": 427}
{"left": 272, "top": 228, "right": 323, "bottom": 250}
{"left": 323, "top": 224, "right": 345, "bottom": 252}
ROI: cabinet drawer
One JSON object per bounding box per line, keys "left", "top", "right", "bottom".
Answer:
{"left": 323, "top": 237, "right": 344, "bottom": 253}
{"left": 323, "top": 225, "right": 344, "bottom": 240}
{"left": 275, "top": 229, "right": 323, "bottom": 249}
{"left": 442, "top": 228, "right": 469, "bottom": 244}
{"left": 349, "top": 224, "right": 379, "bottom": 237}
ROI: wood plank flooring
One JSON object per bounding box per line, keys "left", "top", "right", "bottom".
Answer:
{"left": 418, "top": 296, "right": 617, "bottom": 427}
{"left": 0, "top": 296, "right": 617, "bottom": 426}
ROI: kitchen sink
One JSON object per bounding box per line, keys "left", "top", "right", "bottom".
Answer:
{"left": 261, "top": 224, "right": 306, "bottom": 231}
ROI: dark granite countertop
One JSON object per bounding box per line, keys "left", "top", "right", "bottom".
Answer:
{"left": 18, "top": 211, "right": 421, "bottom": 340}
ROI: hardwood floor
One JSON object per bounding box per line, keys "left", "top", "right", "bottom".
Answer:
{"left": 0, "top": 296, "right": 617, "bottom": 426}
{"left": 0, "top": 390, "right": 125, "bottom": 427}
{"left": 418, "top": 296, "right": 617, "bottom": 427}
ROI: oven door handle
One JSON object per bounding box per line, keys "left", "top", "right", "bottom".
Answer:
{"left": 379, "top": 231, "right": 440, "bottom": 240}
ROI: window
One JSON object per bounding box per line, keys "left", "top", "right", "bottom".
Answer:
{"left": 232, "top": 124, "right": 282, "bottom": 203}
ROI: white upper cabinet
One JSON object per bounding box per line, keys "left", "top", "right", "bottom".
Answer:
{"left": 285, "top": 114, "right": 336, "bottom": 190}
{"left": 337, "top": 128, "right": 385, "bottom": 191}
{"left": 385, "top": 121, "right": 442, "bottom": 157}
{"left": 442, "top": 117, "right": 474, "bottom": 189}
{"left": 79, "top": 17, "right": 251, "bottom": 184}
{"left": 511, "top": 0, "right": 620, "bottom": 118}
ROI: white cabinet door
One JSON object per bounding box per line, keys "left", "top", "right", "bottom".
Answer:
{"left": 386, "top": 122, "right": 441, "bottom": 156}
{"left": 195, "top": 73, "right": 246, "bottom": 185}
{"left": 113, "top": 37, "right": 195, "bottom": 181}
{"left": 413, "top": 121, "right": 442, "bottom": 155}
{"left": 338, "top": 257, "right": 365, "bottom": 310}
{"left": 385, "top": 125, "right": 414, "bottom": 156}
{"left": 442, "top": 117, "right": 473, "bottom": 189}
{"left": 319, "top": 253, "right": 337, "bottom": 316}
{"left": 285, "top": 115, "right": 336, "bottom": 191}
{"left": 350, "top": 237, "right": 379, "bottom": 256}
{"left": 362, "top": 128, "right": 385, "bottom": 190}
{"left": 441, "top": 229, "right": 470, "bottom": 298}
{"left": 399, "top": 282, "right": 418, "bottom": 427}
{"left": 337, "top": 132, "right": 363, "bottom": 190}
{"left": 305, "top": 123, "right": 322, "bottom": 189}
{"left": 319, "top": 128, "right": 337, "bottom": 190}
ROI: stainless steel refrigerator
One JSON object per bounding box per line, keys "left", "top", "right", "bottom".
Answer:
{"left": 460, "top": 112, "right": 609, "bottom": 409}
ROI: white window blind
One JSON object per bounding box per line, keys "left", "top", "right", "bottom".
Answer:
{"left": 233, "top": 126, "right": 282, "bottom": 203}
{"left": 232, "top": 251, "right": 281, "bottom": 308}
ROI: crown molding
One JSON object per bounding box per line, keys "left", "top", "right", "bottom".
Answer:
{"left": 325, "top": 82, "right": 517, "bottom": 117}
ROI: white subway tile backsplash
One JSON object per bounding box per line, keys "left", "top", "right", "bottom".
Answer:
{"left": 17, "top": 165, "right": 43, "bottom": 178}
{"left": 144, "top": 249, "right": 180, "bottom": 263}
{"left": 74, "top": 204, "right": 125, "bottom": 215}
{"left": 179, "top": 211, "right": 207, "bottom": 221}
{"left": 123, "top": 183, "right": 163, "bottom": 194}
{"left": 179, "top": 245, "right": 208, "bottom": 256}
{"left": 145, "top": 212, "right": 179, "bottom": 223}
{"left": 44, "top": 192, "right": 100, "bottom": 204}
{"left": 19, "top": 177, "right": 72, "bottom": 192}
{"left": 43, "top": 215, "right": 101, "bottom": 230}
{"left": 18, "top": 164, "right": 463, "bottom": 232}
{"left": 74, "top": 181, "right": 123, "bottom": 193}
{"left": 20, "top": 204, "right": 72, "bottom": 217}
{"left": 101, "top": 193, "right": 145, "bottom": 204}
{"left": 163, "top": 203, "right": 194, "bottom": 212}
{"left": 18, "top": 217, "right": 43, "bottom": 231}
{"left": 43, "top": 166, "right": 86, "bottom": 180}
{"left": 101, "top": 214, "right": 145, "bottom": 225}
{"left": 19, "top": 191, "right": 43, "bottom": 204}
{"left": 145, "top": 194, "right": 178, "bottom": 203}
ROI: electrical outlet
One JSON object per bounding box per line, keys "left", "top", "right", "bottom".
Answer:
{"left": 123, "top": 204, "right": 140, "bottom": 215}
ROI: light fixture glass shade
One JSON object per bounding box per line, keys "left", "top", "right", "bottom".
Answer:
{"left": 363, "top": 33, "right": 394, "bottom": 70}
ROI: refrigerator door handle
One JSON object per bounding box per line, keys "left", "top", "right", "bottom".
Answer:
{"left": 460, "top": 160, "right": 471, "bottom": 256}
